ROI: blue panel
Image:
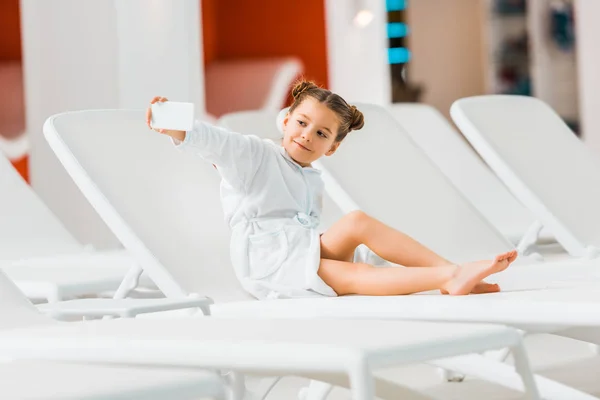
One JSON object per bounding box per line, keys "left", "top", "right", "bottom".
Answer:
{"left": 388, "top": 47, "right": 411, "bottom": 64}
{"left": 386, "top": 0, "right": 407, "bottom": 11}
{"left": 387, "top": 22, "right": 409, "bottom": 38}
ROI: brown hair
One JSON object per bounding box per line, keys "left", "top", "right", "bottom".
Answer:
{"left": 288, "top": 80, "right": 364, "bottom": 142}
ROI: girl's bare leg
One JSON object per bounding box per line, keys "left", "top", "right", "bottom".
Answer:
{"left": 318, "top": 252, "right": 516, "bottom": 296}
{"left": 319, "top": 211, "right": 517, "bottom": 295}
{"left": 320, "top": 211, "right": 451, "bottom": 266}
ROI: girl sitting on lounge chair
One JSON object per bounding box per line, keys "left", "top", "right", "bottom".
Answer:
{"left": 146, "top": 81, "right": 517, "bottom": 300}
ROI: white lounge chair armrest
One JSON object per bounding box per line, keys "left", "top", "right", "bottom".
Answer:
{"left": 37, "top": 297, "right": 213, "bottom": 319}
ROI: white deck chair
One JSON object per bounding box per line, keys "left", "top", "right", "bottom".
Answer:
{"left": 1, "top": 149, "right": 211, "bottom": 315}
{"left": 387, "top": 103, "right": 556, "bottom": 253}
{"left": 42, "top": 108, "right": 599, "bottom": 399}
{"left": 0, "top": 270, "right": 224, "bottom": 400}
{"left": 0, "top": 269, "right": 540, "bottom": 400}
{"left": 450, "top": 95, "right": 600, "bottom": 260}
{"left": 0, "top": 151, "right": 150, "bottom": 302}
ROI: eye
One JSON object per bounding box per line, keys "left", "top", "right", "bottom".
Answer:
{"left": 317, "top": 131, "right": 328, "bottom": 138}
{"left": 297, "top": 120, "right": 306, "bottom": 127}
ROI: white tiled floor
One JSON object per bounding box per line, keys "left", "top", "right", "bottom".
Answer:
{"left": 247, "top": 334, "right": 600, "bottom": 399}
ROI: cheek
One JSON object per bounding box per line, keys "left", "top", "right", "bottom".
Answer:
{"left": 289, "top": 129, "right": 304, "bottom": 142}
{"left": 283, "top": 131, "right": 298, "bottom": 146}
{"left": 316, "top": 141, "right": 334, "bottom": 154}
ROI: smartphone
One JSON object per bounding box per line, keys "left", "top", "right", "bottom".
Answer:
{"left": 151, "top": 101, "right": 195, "bottom": 132}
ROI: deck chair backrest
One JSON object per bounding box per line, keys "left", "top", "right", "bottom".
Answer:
{"left": 44, "top": 110, "right": 250, "bottom": 302}
{"left": 0, "top": 153, "right": 81, "bottom": 259}
{"left": 0, "top": 270, "right": 54, "bottom": 329}
{"left": 218, "top": 111, "right": 345, "bottom": 231}
{"left": 318, "top": 103, "right": 516, "bottom": 263}
{"left": 451, "top": 95, "right": 600, "bottom": 257}
{"left": 388, "top": 104, "right": 536, "bottom": 244}
{"left": 217, "top": 110, "right": 282, "bottom": 141}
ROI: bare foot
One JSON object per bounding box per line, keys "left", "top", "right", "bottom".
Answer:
{"left": 470, "top": 281, "right": 500, "bottom": 294}
{"left": 441, "top": 250, "right": 517, "bottom": 295}
{"left": 441, "top": 281, "right": 500, "bottom": 295}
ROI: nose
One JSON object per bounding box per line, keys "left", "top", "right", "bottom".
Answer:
{"left": 301, "top": 129, "right": 314, "bottom": 142}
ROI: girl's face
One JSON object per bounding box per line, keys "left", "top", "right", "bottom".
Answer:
{"left": 282, "top": 97, "right": 341, "bottom": 167}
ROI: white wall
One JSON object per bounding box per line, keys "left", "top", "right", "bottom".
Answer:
{"left": 21, "top": 0, "right": 120, "bottom": 249}
{"left": 20, "top": 0, "right": 205, "bottom": 249}
{"left": 406, "top": 0, "right": 487, "bottom": 117}
{"left": 324, "top": 0, "right": 391, "bottom": 105}
{"left": 575, "top": 0, "right": 600, "bottom": 151}
{"left": 115, "top": 0, "right": 205, "bottom": 109}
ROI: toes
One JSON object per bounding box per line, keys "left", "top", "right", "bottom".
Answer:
{"left": 496, "top": 250, "right": 517, "bottom": 263}
{"left": 480, "top": 284, "right": 500, "bottom": 294}
{"left": 471, "top": 282, "right": 500, "bottom": 294}
{"left": 504, "top": 250, "right": 517, "bottom": 263}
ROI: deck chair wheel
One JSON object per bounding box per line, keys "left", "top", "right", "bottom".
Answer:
{"left": 438, "top": 368, "right": 465, "bottom": 383}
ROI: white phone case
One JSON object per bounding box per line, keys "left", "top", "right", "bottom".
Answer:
{"left": 151, "top": 101, "right": 195, "bottom": 132}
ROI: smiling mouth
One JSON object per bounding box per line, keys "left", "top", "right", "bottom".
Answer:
{"left": 293, "top": 141, "right": 312, "bottom": 151}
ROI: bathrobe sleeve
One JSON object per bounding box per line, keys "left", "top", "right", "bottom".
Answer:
{"left": 174, "top": 120, "right": 266, "bottom": 191}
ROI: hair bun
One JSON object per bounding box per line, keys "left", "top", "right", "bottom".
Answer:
{"left": 292, "top": 81, "right": 319, "bottom": 99}
{"left": 349, "top": 105, "right": 365, "bottom": 131}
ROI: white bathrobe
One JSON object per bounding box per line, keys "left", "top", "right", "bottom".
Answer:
{"left": 176, "top": 120, "right": 338, "bottom": 299}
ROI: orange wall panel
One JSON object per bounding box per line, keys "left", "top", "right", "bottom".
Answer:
{"left": 214, "top": 0, "right": 328, "bottom": 87}
{"left": 0, "top": 0, "right": 21, "bottom": 61}
{"left": 10, "top": 155, "right": 28, "bottom": 183}
{"left": 202, "top": 0, "right": 218, "bottom": 66}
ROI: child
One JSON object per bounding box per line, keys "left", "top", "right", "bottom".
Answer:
{"left": 146, "top": 81, "right": 517, "bottom": 300}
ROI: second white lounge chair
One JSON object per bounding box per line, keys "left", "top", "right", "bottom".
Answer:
{"left": 387, "top": 103, "right": 556, "bottom": 253}
{"left": 451, "top": 95, "right": 600, "bottom": 260}
{"left": 0, "top": 151, "right": 147, "bottom": 302}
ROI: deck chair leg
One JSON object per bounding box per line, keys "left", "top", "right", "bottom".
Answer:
{"left": 437, "top": 367, "right": 465, "bottom": 382}
{"left": 511, "top": 343, "right": 541, "bottom": 400}
{"left": 516, "top": 220, "right": 544, "bottom": 258}
{"left": 431, "top": 354, "right": 595, "bottom": 400}
{"left": 189, "top": 292, "right": 213, "bottom": 316}
{"left": 112, "top": 264, "right": 143, "bottom": 299}
{"left": 483, "top": 330, "right": 529, "bottom": 364}
{"left": 221, "top": 370, "right": 247, "bottom": 400}
{"left": 349, "top": 361, "right": 375, "bottom": 400}
{"left": 299, "top": 380, "right": 334, "bottom": 400}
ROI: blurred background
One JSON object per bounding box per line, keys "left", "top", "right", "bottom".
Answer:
{"left": 0, "top": 0, "right": 597, "bottom": 250}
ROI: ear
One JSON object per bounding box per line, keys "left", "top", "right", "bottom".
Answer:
{"left": 282, "top": 113, "right": 291, "bottom": 132}
{"left": 325, "top": 141, "right": 341, "bottom": 156}
{"left": 276, "top": 107, "right": 290, "bottom": 133}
